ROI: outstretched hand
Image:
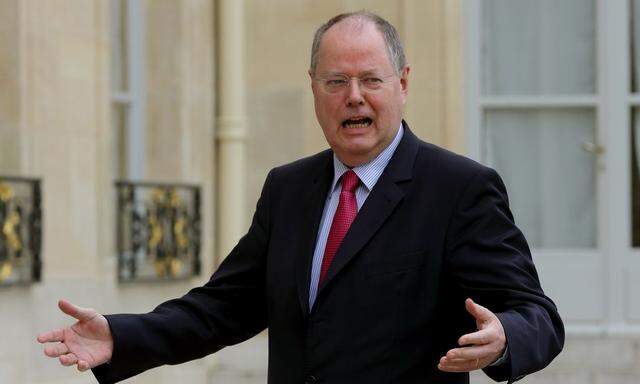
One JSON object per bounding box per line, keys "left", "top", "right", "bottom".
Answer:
{"left": 37, "top": 299, "right": 113, "bottom": 371}
{"left": 438, "top": 298, "right": 506, "bottom": 372}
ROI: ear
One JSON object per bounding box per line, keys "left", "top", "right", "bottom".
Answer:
{"left": 400, "top": 66, "right": 410, "bottom": 104}
{"left": 309, "top": 69, "right": 318, "bottom": 93}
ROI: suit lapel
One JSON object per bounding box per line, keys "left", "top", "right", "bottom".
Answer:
{"left": 318, "top": 123, "right": 420, "bottom": 294}
{"left": 295, "top": 152, "right": 333, "bottom": 316}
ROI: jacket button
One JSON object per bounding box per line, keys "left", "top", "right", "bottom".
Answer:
{"left": 304, "top": 375, "right": 318, "bottom": 384}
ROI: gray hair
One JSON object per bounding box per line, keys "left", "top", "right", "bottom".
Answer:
{"left": 310, "top": 11, "right": 407, "bottom": 76}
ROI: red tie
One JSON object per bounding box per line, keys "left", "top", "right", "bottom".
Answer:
{"left": 319, "top": 170, "right": 360, "bottom": 287}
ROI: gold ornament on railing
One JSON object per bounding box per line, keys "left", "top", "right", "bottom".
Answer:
{"left": 0, "top": 182, "right": 19, "bottom": 283}
{"left": 3, "top": 211, "right": 22, "bottom": 252}
{"left": 147, "top": 187, "right": 189, "bottom": 278}
{"left": 0, "top": 262, "right": 12, "bottom": 282}
{"left": 154, "top": 257, "right": 183, "bottom": 278}
{"left": 174, "top": 217, "right": 188, "bottom": 249}
{"left": 169, "top": 190, "right": 180, "bottom": 208}
{"left": 148, "top": 214, "right": 162, "bottom": 249}
{"left": 0, "top": 177, "right": 42, "bottom": 285}
{"left": 117, "top": 180, "right": 199, "bottom": 282}
{"left": 0, "top": 182, "right": 14, "bottom": 202}
{"left": 151, "top": 188, "right": 165, "bottom": 205}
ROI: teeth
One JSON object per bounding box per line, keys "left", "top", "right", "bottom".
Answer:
{"left": 343, "top": 118, "right": 372, "bottom": 127}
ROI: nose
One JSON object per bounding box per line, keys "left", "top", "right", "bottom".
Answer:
{"left": 346, "top": 78, "right": 365, "bottom": 107}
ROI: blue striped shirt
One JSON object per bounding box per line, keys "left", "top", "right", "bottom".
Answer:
{"left": 308, "top": 125, "right": 404, "bottom": 309}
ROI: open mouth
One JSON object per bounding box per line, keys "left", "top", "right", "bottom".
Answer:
{"left": 342, "top": 117, "right": 373, "bottom": 128}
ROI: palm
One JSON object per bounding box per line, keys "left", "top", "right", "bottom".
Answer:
{"left": 63, "top": 316, "right": 112, "bottom": 366}
{"left": 475, "top": 314, "right": 490, "bottom": 333}
{"left": 438, "top": 298, "right": 506, "bottom": 372}
{"left": 37, "top": 299, "right": 114, "bottom": 371}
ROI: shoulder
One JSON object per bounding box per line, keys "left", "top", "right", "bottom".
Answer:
{"left": 411, "top": 141, "right": 513, "bottom": 224}
{"left": 412, "top": 138, "right": 498, "bottom": 185}
{"left": 273, "top": 149, "right": 332, "bottom": 174}
{"left": 264, "top": 149, "right": 333, "bottom": 188}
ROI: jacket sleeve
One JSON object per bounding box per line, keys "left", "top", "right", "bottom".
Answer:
{"left": 443, "top": 166, "right": 564, "bottom": 383}
{"left": 92, "top": 170, "right": 275, "bottom": 384}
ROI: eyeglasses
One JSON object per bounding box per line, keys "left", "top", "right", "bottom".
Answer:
{"left": 313, "top": 74, "right": 397, "bottom": 94}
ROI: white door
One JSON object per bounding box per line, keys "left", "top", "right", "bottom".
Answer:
{"left": 464, "top": 0, "right": 623, "bottom": 333}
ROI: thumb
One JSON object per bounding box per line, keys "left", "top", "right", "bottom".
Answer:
{"left": 58, "top": 299, "right": 97, "bottom": 322}
{"left": 465, "top": 298, "right": 494, "bottom": 322}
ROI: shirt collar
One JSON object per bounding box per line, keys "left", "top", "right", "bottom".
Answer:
{"left": 331, "top": 123, "right": 404, "bottom": 193}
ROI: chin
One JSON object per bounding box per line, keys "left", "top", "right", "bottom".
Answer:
{"left": 339, "top": 143, "right": 379, "bottom": 163}
{"left": 341, "top": 136, "right": 374, "bottom": 150}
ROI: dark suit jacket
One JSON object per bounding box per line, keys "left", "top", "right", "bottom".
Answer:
{"left": 93, "top": 123, "right": 564, "bottom": 384}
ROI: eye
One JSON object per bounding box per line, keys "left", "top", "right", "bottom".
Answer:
{"left": 326, "top": 78, "right": 348, "bottom": 87}
{"left": 362, "top": 77, "right": 383, "bottom": 87}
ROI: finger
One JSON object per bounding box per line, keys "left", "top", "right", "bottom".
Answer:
{"left": 439, "top": 354, "right": 481, "bottom": 364}
{"left": 465, "top": 298, "right": 494, "bottom": 322}
{"left": 438, "top": 358, "right": 480, "bottom": 372}
{"left": 458, "top": 327, "right": 494, "bottom": 346}
{"left": 44, "top": 343, "right": 70, "bottom": 358}
{"left": 439, "top": 355, "right": 468, "bottom": 363}
{"left": 446, "top": 344, "right": 495, "bottom": 361}
{"left": 77, "top": 360, "right": 91, "bottom": 372}
{"left": 58, "top": 299, "right": 96, "bottom": 322}
{"left": 37, "top": 328, "right": 65, "bottom": 343}
{"left": 59, "top": 353, "right": 78, "bottom": 366}
{"left": 443, "top": 354, "right": 472, "bottom": 364}
{"left": 438, "top": 357, "right": 483, "bottom": 372}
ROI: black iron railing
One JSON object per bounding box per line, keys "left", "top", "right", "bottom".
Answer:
{"left": 116, "top": 181, "right": 201, "bottom": 282}
{"left": 0, "top": 177, "right": 42, "bottom": 286}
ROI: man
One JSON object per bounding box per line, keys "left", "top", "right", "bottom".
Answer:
{"left": 38, "top": 12, "right": 564, "bottom": 383}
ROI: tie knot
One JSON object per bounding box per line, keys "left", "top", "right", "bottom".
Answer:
{"left": 341, "top": 170, "right": 360, "bottom": 194}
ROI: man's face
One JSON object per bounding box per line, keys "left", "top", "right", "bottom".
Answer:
{"left": 310, "top": 19, "right": 409, "bottom": 167}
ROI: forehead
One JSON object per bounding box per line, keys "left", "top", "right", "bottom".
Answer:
{"left": 316, "top": 19, "right": 393, "bottom": 74}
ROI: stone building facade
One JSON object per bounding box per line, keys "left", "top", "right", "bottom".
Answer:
{"left": 0, "top": 1, "right": 637, "bottom": 383}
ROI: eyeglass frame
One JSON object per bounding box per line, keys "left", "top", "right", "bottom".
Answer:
{"left": 312, "top": 73, "right": 398, "bottom": 94}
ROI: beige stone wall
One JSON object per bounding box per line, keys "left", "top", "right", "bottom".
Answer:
{"left": 401, "top": 0, "right": 465, "bottom": 153}
{"left": 142, "top": 0, "right": 216, "bottom": 275}
{"left": 145, "top": 0, "right": 185, "bottom": 180}
{"left": 0, "top": 0, "right": 21, "bottom": 174}
{"left": 0, "top": 1, "right": 113, "bottom": 382}
{"left": 0, "top": 0, "right": 216, "bottom": 383}
{"left": 3, "top": 1, "right": 634, "bottom": 384}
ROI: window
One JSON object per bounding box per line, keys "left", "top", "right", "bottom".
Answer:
{"left": 110, "top": 0, "right": 145, "bottom": 180}
{"left": 475, "top": 0, "right": 598, "bottom": 249}
{"left": 630, "top": 0, "right": 640, "bottom": 247}
{"left": 110, "top": 1, "right": 202, "bottom": 282}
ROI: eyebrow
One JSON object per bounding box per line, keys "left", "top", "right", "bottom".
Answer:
{"left": 320, "top": 70, "right": 385, "bottom": 78}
